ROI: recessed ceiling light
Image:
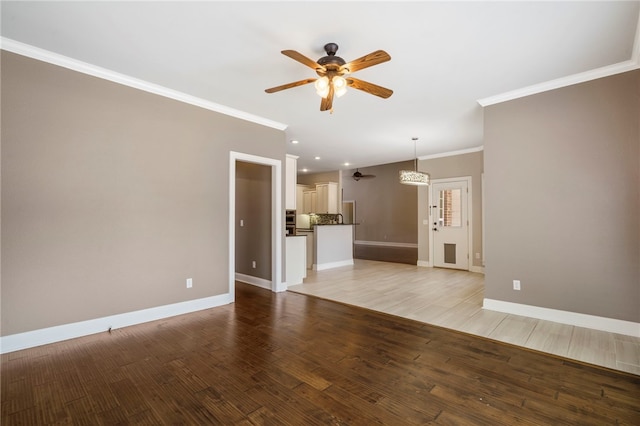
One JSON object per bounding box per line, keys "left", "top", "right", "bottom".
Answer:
{"left": 291, "top": 140, "right": 299, "bottom": 144}
{"left": 344, "top": 162, "right": 350, "bottom": 166}
{"left": 302, "top": 168, "right": 308, "bottom": 172}
{"left": 314, "top": 156, "right": 321, "bottom": 160}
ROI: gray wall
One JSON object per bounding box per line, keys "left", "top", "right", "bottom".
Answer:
{"left": 235, "top": 162, "right": 271, "bottom": 280}
{"left": 484, "top": 70, "right": 639, "bottom": 322}
{"left": 1, "top": 51, "right": 286, "bottom": 335}
{"left": 417, "top": 151, "right": 484, "bottom": 268}
{"left": 342, "top": 161, "right": 417, "bottom": 244}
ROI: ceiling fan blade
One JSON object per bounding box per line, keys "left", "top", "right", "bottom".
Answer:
{"left": 347, "top": 77, "right": 393, "bottom": 99}
{"left": 282, "top": 50, "right": 325, "bottom": 71}
{"left": 343, "top": 50, "right": 391, "bottom": 73}
{"left": 265, "top": 78, "right": 317, "bottom": 93}
{"left": 353, "top": 169, "right": 376, "bottom": 180}
{"left": 320, "top": 84, "right": 335, "bottom": 111}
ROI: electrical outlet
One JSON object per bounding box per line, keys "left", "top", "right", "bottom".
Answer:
{"left": 240, "top": 219, "right": 244, "bottom": 227}
{"left": 186, "top": 278, "right": 193, "bottom": 288}
{"left": 252, "top": 261, "right": 256, "bottom": 269}
{"left": 475, "top": 253, "right": 481, "bottom": 259}
{"left": 513, "top": 280, "right": 521, "bottom": 291}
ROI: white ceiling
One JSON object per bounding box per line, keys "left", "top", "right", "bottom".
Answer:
{"left": 2, "top": 1, "right": 639, "bottom": 173}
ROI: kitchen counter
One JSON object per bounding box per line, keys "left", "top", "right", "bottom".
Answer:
{"left": 297, "top": 224, "right": 358, "bottom": 232}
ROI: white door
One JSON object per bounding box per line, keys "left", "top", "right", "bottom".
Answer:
{"left": 431, "top": 179, "right": 469, "bottom": 270}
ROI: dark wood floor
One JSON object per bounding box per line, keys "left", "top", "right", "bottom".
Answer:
{"left": 2, "top": 283, "right": 639, "bottom": 425}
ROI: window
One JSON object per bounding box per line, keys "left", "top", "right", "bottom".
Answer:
{"left": 439, "top": 189, "right": 462, "bottom": 227}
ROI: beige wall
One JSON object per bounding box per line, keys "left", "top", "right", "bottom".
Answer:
{"left": 417, "top": 151, "right": 484, "bottom": 268}
{"left": 296, "top": 171, "right": 340, "bottom": 187}
{"left": 484, "top": 70, "right": 639, "bottom": 322}
{"left": 1, "top": 51, "right": 286, "bottom": 335}
{"left": 342, "top": 161, "right": 418, "bottom": 244}
{"left": 235, "top": 162, "right": 271, "bottom": 279}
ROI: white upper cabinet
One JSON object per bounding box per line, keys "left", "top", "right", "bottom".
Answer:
{"left": 296, "top": 181, "right": 339, "bottom": 214}
{"left": 296, "top": 184, "right": 310, "bottom": 212}
{"left": 302, "top": 190, "right": 316, "bottom": 214}
{"left": 315, "top": 182, "right": 339, "bottom": 214}
{"left": 285, "top": 155, "right": 298, "bottom": 210}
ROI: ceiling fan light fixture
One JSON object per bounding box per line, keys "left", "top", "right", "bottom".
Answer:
{"left": 315, "top": 76, "right": 330, "bottom": 98}
{"left": 333, "top": 76, "right": 347, "bottom": 97}
{"left": 399, "top": 137, "right": 430, "bottom": 186}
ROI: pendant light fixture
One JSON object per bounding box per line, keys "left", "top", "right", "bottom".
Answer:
{"left": 399, "top": 137, "right": 430, "bottom": 186}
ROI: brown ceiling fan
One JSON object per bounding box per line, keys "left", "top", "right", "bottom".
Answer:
{"left": 265, "top": 43, "right": 393, "bottom": 112}
{"left": 352, "top": 169, "right": 376, "bottom": 181}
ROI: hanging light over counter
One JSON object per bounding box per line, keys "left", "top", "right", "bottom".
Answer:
{"left": 399, "top": 137, "right": 430, "bottom": 186}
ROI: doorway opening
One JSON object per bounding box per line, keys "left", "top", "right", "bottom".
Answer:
{"left": 342, "top": 200, "right": 355, "bottom": 224}
{"left": 228, "top": 152, "right": 283, "bottom": 301}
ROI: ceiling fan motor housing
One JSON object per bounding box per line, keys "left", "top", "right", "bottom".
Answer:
{"left": 318, "top": 43, "right": 346, "bottom": 69}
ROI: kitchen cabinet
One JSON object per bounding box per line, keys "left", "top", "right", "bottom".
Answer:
{"left": 285, "top": 155, "right": 298, "bottom": 210}
{"left": 302, "top": 190, "right": 316, "bottom": 214}
{"left": 315, "top": 182, "right": 339, "bottom": 214}
{"left": 296, "top": 184, "right": 310, "bottom": 213}
{"left": 297, "top": 182, "right": 338, "bottom": 214}
{"left": 285, "top": 235, "right": 306, "bottom": 285}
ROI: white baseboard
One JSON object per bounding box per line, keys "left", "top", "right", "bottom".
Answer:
{"left": 0, "top": 293, "right": 233, "bottom": 354}
{"left": 314, "top": 260, "right": 354, "bottom": 271}
{"left": 417, "top": 260, "right": 483, "bottom": 274}
{"left": 483, "top": 298, "right": 640, "bottom": 338}
{"left": 274, "top": 281, "right": 288, "bottom": 293}
{"left": 469, "top": 265, "right": 485, "bottom": 274}
{"left": 235, "top": 273, "right": 272, "bottom": 290}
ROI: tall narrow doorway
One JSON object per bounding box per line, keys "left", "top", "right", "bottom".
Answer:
{"left": 229, "top": 152, "right": 282, "bottom": 300}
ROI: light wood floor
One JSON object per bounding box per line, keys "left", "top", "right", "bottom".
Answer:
{"left": 288, "top": 259, "right": 640, "bottom": 375}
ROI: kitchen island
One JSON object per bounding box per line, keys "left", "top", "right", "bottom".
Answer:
{"left": 313, "top": 224, "right": 354, "bottom": 271}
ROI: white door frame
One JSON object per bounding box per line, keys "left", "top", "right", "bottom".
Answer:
{"left": 229, "top": 151, "right": 283, "bottom": 300}
{"left": 428, "top": 176, "right": 473, "bottom": 270}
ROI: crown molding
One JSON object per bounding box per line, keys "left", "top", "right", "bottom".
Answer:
{"left": 0, "top": 37, "right": 288, "bottom": 131}
{"left": 418, "top": 146, "right": 483, "bottom": 161}
{"left": 477, "top": 60, "right": 640, "bottom": 107}
{"left": 478, "top": 11, "right": 640, "bottom": 107}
